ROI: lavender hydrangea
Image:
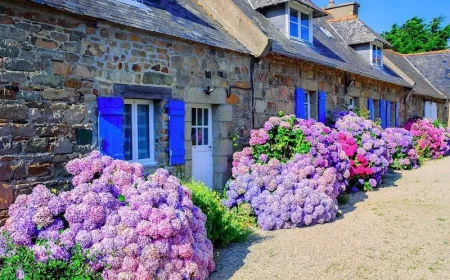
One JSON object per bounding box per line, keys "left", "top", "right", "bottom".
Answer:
{"left": 384, "top": 128, "right": 418, "bottom": 169}
{"left": 1, "top": 151, "right": 215, "bottom": 280}
{"left": 225, "top": 116, "right": 350, "bottom": 231}
{"left": 335, "top": 112, "right": 391, "bottom": 191}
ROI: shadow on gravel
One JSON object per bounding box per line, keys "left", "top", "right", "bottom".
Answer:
{"left": 209, "top": 233, "right": 272, "bottom": 280}
{"left": 338, "top": 170, "right": 403, "bottom": 218}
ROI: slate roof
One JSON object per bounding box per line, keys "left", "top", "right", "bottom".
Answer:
{"left": 384, "top": 50, "right": 447, "bottom": 99}
{"left": 29, "top": 0, "right": 250, "bottom": 54}
{"left": 234, "top": 0, "right": 410, "bottom": 87}
{"left": 328, "top": 17, "right": 391, "bottom": 47}
{"left": 248, "top": 0, "right": 327, "bottom": 17}
{"left": 406, "top": 51, "right": 450, "bottom": 98}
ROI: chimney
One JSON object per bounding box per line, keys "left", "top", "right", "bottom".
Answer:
{"left": 324, "top": 1, "right": 360, "bottom": 18}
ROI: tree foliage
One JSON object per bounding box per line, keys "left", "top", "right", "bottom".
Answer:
{"left": 382, "top": 16, "right": 450, "bottom": 54}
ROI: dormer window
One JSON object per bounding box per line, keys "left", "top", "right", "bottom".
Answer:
{"left": 287, "top": 3, "right": 313, "bottom": 43}
{"left": 371, "top": 43, "right": 383, "bottom": 66}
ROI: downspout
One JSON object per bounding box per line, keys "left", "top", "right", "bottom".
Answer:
{"left": 405, "top": 82, "right": 416, "bottom": 104}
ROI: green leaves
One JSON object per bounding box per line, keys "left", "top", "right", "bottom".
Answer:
{"left": 0, "top": 234, "right": 102, "bottom": 279}
{"left": 382, "top": 16, "right": 450, "bottom": 54}
{"left": 252, "top": 122, "right": 311, "bottom": 164}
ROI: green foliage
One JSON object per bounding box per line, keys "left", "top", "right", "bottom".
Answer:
{"left": 0, "top": 234, "right": 101, "bottom": 280}
{"left": 353, "top": 107, "right": 370, "bottom": 120}
{"left": 252, "top": 115, "right": 311, "bottom": 163}
{"left": 337, "top": 193, "right": 350, "bottom": 205}
{"left": 184, "top": 180, "right": 253, "bottom": 248}
{"left": 382, "top": 16, "right": 450, "bottom": 54}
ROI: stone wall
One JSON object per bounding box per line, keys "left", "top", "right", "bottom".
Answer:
{"left": 0, "top": 0, "right": 252, "bottom": 224}
{"left": 252, "top": 54, "right": 411, "bottom": 126}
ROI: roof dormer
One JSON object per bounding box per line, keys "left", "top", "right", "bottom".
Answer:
{"left": 250, "top": 0, "right": 326, "bottom": 43}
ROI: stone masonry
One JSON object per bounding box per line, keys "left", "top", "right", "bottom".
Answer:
{"left": 0, "top": 0, "right": 251, "bottom": 224}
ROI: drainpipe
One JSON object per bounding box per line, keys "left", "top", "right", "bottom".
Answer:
{"left": 405, "top": 82, "right": 416, "bottom": 104}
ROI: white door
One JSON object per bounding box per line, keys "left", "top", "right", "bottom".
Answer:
{"left": 191, "top": 105, "right": 213, "bottom": 188}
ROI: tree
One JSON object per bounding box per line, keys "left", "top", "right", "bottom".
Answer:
{"left": 381, "top": 16, "right": 450, "bottom": 54}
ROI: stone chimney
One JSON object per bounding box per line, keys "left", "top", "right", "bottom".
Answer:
{"left": 324, "top": 1, "right": 360, "bottom": 18}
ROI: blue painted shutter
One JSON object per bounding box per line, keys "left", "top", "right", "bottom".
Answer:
{"left": 395, "top": 102, "right": 400, "bottom": 127}
{"left": 379, "top": 100, "right": 386, "bottom": 129}
{"left": 318, "top": 91, "right": 327, "bottom": 123}
{"left": 98, "top": 97, "right": 124, "bottom": 159}
{"left": 386, "top": 101, "right": 391, "bottom": 128}
{"left": 168, "top": 100, "right": 185, "bottom": 165}
{"left": 368, "top": 98, "right": 375, "bottom": 121}
{"left": 295, "top": 88, "right": 306, "bottom": 119}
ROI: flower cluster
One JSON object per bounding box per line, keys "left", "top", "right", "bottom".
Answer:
{"left": 384, "top": 128, "right": 418, "bottom": 169}
{"left": 1, "top": 151, "right": 214, "bottom": 280}
{"left": 334, "top": 112, "right": 391, "bottom": 191}
{"left": 407, "top": 118, "right": 450, "bottom": 159}
{"left": 225, "top": 116, "right": 350, "bottom": 231}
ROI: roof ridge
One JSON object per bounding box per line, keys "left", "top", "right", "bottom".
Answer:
{"left": 327, "top": 15, "right": 357, "bottom": 22}
{"left": 403, "top": 49, "right": 450, "bottom": 56}
{"left": 403, "top": 55, "right": 448, "bottom": 99}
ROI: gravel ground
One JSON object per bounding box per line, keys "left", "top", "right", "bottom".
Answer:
{"left": 210, "top": 157, "right": 450, "bottom": 280}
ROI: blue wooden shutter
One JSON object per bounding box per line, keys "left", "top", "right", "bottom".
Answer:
{"left": 98, "top": 97, "right": 124, "bottom": 159}
{"left": 386, "top": 101, "right": 391, "bottom": 128}
{"left": 395, "top": 102, "right": 400, "bottom": 127}
{"left": 318, "top": 91, "right": 327, "bottom": 123}
{"left": 295, "top": 88, "right": 306, "bottom": 119}
{"left": 168, "top": 100, "right": 185, "bottom": 165}
{"left": 379, "top": 100, "right": 386, "bottom": 129}
{"left": 368, "top": 98, "right": 375, "bottom": 121}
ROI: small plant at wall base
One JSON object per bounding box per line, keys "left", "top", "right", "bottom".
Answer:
{"left": 0, "top": 234, "right": 101, "bottom": 280}
{"left": 184, "top": 180, "right": 253, "bottom": 248}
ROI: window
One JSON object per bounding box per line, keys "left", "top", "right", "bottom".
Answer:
{"left": 191, "top": 107, "right": 211, "bottom": 146}
{"left": 348, "top": 97, "right": 355, "bottom": 109}
{"left": 372, "top": 44, "right": 382, "bottom": 66}
{"left": 424, "top": 101, "right": 438, "bottom": 120}
{"left": 304, "top": 92, "right": 311, "bottom": 119}
{"left": 123, "top": 99, "right": 155, "bottom": 165}
{"left": 288, "top": 4, "right": 312, "bottom": 42}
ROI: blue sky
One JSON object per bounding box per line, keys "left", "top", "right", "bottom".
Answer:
{"left": 314, "top": 0, "right": 450, "bottom": 34}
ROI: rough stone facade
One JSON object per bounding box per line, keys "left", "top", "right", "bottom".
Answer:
{"left": 252, "top": 54, "right": 448, "bottom": 127}
{"left": 0, "top": 0, "right": 252, "bottom": 224}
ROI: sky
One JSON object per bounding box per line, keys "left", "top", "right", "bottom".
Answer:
{"left": 314, "top": 0, "right": 450, "bottom": 34}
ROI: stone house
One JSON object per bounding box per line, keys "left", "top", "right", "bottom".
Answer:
{"left": 0, "top": 0, "right": 448, "bottom": 223}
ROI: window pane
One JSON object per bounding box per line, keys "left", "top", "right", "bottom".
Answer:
{"left": 191, "top": 128, "right": 197, "bottom": 145}
{"left": 137, "top": 104, "right": 150, "bottom": 160}
{"left": 197, "top": 108, "right": 202, "bottom": 126}
{"left": 204, "top": 109, "right": 209, "bottom": 126}
{"left": 301, "top": 26, "right": 309, "bottom": 41}
{"left": 197, "top": 127, "right": 203, "bottom": 145}
{"left": 192, "top": 108, "right": 196, "bottom": 126}
{"left": 123, "top": 104, "right": 132, "bottom": 160}
{"left": 290, "top": 22, "right": 299, "bottom": 37}
{"left": 204, "top": 128, "right": 209, "bottom": 145}
{"left": 301, "top": 13, "right": 309, "bottom": 27}
{"left": 290, "top": 9, "right": 298, "bottom": 23}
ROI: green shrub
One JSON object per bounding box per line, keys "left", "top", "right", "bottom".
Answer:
{"left": 184, "top": 180, "right": 253, "bottom": 248}
{"left": 0, "top": 234, "right": 101, "bottom": 280}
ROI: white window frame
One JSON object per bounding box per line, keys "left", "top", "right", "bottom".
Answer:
{"left": 348, "top": 97, "right": 355, "bottom": 110}
{"left": 370, "top": 42, "right": 383, "bottom": 67}
{"left": 124, "top": 99, "right": 156, "bottom": 166}
{"left": 305, "top": 92, "right": 311, "bottom": 119}
{"left": 286, "top": 2, "right": 313, "bottom": 43}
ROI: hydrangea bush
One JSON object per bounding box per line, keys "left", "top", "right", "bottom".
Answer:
{"left": 334, "top": 112, "right": 391, "bottom": 191}
{"left": 224, "top": 115, "right": 350, "bottom": 230}
{"left": 1, "top": 151, "right": 215, "bottom": 280}
{"left": 384, "top": 128, "right": 418, "bottom": 170}
{"left": 406, "top": 118, "right": 450, "bottom": 159}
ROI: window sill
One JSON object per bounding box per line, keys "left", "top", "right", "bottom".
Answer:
{"left": 289, "top": 36, "right": 312, "bottom": 45}
{"left": 128, "top": 159, "right": 158, "bottom": 168}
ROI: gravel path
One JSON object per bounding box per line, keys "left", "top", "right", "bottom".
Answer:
{"left": 210, "top": 157, "right": 450, "bottom": 280}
